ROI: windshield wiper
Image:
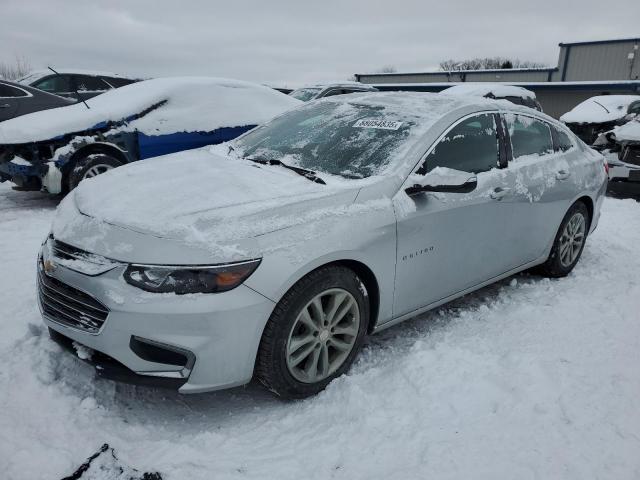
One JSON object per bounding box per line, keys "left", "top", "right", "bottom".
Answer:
{"left": 246, "top": 157, "right": 326, "bottom": 185}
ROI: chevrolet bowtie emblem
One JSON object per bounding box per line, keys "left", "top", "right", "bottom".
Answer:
{"left": 44, "top": 260, "right": 56, "bottom": 274}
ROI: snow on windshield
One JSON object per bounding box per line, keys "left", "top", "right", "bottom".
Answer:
{"left": 560, "top": 95, "right": 640, "bottom": 124}
{"left": 234, "top": 92, "right": 480, "bottom": 179}
{"left": 0, "top": 77, "right": 301, "bottom": 144}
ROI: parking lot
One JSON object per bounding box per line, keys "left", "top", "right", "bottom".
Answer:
{"left": 1, "top": 180, "right": 639, "bottom": 479}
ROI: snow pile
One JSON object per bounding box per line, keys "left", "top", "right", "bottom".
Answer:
{"left": 0, "top": 77, "right": 301, "bottom": 144}
{"left": 1, "top": 183, "right": 640, "bottom": 479}
{"left": 560, "top": 95, "right": 640, "bottom": 124}
{"left": 612, "top": 118, "right": 640, "bottom": 142}
{"left": 440, "top": 83, "right": 536, "bottom": 99}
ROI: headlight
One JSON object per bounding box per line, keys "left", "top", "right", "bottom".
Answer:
{"left": 123, "top": 259, "right": 261, "bottom": 294}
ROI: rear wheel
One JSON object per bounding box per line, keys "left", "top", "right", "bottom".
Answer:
{"left": 67, "top": 153, "right": 123, "bottom": 191}
{"left": 537, "top": 201, "right": 590, "bottom": 277}
{"left": 256, "top": 266, "right": 369, "bottom": 399}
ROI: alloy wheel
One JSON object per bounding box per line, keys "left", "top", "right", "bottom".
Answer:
{"left": 559, "top": 212, "right": 586, "bottom": 267}
{"left": 83, "top": 164, "right": 114, "bottom": 179}
{"left": 286, "top": 288, "right": 360, "bottom": 383}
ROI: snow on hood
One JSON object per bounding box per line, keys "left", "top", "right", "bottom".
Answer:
{"left": 440, "top": 83, "right": 536, "bottom": 99}
{"left": 612, "top": 119, "right": 640, "bottom": 142}
{"left": 0, "top": 77, "right": 301, "bottom": 144}
{"left": 560, "top": 95, "right": 640, "bottom": 124}
{"left": 56, "top": 147, "right": 360, "bottom": 253}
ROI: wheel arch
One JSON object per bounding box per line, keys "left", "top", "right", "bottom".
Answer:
{"left": 575, "top": 195, "right": 594, "bottom": 228}
{"left": 67, "top": 142, "right": 129, "bottom": 168}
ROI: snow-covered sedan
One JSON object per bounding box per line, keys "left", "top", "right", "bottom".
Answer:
{"left": 40, "top": 92, "right": 607, "bottom": 399}
{"left": 0, "top": 77, "right": 300, "bottom": 193}
{"left": 561, "top": 95, "right": 640, "bottom": 144}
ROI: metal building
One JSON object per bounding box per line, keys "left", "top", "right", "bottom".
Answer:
{"left": 355, "top": 38, "right": 640, "bottom": 118}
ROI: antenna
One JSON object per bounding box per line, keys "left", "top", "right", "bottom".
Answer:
{"left": 48, "top": 66, "right": 90, "bottom": 110}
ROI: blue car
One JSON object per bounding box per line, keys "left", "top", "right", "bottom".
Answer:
{"left": 0, "top": 77, "right": 300, "bottom": 193}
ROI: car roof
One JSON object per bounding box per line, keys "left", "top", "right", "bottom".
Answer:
{"left": 440, "top": 83, "right": 537, "bottom": 99}
{"left": 0, "top": 78, "right": 76, "bottom": 101}
{"left": 16, "top": 69, "right": 140, "bottom": 85}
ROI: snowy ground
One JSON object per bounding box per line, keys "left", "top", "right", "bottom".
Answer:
{"left": 0, "top": 181, "right": 639, "bottom": 480}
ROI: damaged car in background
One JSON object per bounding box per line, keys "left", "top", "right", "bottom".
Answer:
{"left": 560, "top": 94, "right": 640, "bottom": 144}
{"left": 593, "top": 118, "right": 640, "bottom": 184}
{"left": 0, "top": 77, "right": 300, "bottom": 193}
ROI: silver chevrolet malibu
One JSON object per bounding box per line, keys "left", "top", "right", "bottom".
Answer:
{"left": 39, "top": 93, "right": 608, "bottom": 398}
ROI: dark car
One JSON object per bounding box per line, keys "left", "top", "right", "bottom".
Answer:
{"left": 440, "top": 83, "right": 543, "bottom": 111}
{"left": 0, "top": 80, "right": 75, "bottom": 122}
{"left": 289, "top": 83, "right": 378, "bottom": 101}
{"left": 16, "top": 69, "right": 140, "bottom": 101}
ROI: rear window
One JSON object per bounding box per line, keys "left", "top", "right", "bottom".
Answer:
{"left": 289, "top": 88, "right": 322, "bottom": 102}
{"left": 505, "top": 114, "right": 553, "bottom": 159}
{"left": 33, "top": 75, "right": 71, "bottom": 94}
{"left": 102, "top": 77, "right": 136, "bottom": 88}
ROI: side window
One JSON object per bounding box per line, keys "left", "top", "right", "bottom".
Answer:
{"left": 74, "top": 75, "right": 109, "bottom": 92}
{"left": 416, "top": 113, "right": 499, "bottom": 175}
{"left": 505, "top": 114, "right": 553, "bottom": 159}
{"left": 33, "top": 75, "right": 72, "bottom": 94}
{"left": 551, "top": 125, "right": 575, "bottom": 152}
{"left": 0, "top": 83, "right": 28, "bottom": 97}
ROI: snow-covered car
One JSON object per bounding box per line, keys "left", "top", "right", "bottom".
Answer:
{"left": 440, "top": 83, "right": 543, "bottom": 111}
{"left": 1, "top": 79, "right": 75, "bottom": 122}
{"left": 0, "top": 77, "right": 301, "bottom": 193}
{"left": 17, "top": 69, "right": 139, "bottom": 101}
{"left": 560, "top": 95, "right": 640, "bottom": 145}
{"left": 289, "top": 82, "right": 378, "bottom": 101}
{"left": 40, "top": 92, "right": 607, "bottom": 399}
{"left": 594, "top": 119, "right": 640, "bottom": 184}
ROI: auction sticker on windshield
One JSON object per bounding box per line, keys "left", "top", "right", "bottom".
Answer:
{"left": 353, "top": 119, "right": 403, "bottom": 130}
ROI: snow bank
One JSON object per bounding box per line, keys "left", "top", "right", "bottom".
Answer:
{"left": 560, "top": 95, "right": 640, "bottom": 124}
{"left": 440, "top": 83, "right": 536, "bottom": 99}
{"left": 1, "top": 181, "right": 640, "bottom": 480}
{"left": 0, "top": 77, "right": 301, "bottom": 144}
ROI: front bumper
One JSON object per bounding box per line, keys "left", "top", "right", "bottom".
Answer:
{"left": 37, "top": 245, "right": 275, "bottom": 393}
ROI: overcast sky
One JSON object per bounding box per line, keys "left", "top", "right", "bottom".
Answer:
{"left": 2, "top": 0, "right": 638, "bottom": 87}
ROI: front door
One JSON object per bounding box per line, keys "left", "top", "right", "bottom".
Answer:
{"left": 393, "top": 112, "right": 520, "bottom": 318}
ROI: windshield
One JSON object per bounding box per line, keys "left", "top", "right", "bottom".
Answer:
{"left": 233, "top": 100, "right": 419, "bottom": 178}
{"left": 289, "top": 88, "right": 322, "bottom": 102}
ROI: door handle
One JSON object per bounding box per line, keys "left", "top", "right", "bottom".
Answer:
{"left": 490, "top": 187, "right": 510, "bottom": 200}
{"left": 556, "top": 170, "right": 571, "bottom": 180}
{"left": 0, "top": 104, "right": 10, "bottom": 108}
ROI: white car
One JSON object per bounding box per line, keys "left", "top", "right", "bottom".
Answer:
{"left": 40, "top": 92, "right": 607, "bottom": 398}
{"left": 599, "top": 119, "right": 640, "bottom": 184}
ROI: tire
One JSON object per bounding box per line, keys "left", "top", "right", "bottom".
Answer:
{"left": 67, "top": 153, "right": 123, "bottom": 191}
{"left": 536, "top": 201, "right": 590, "bottom": 278}
{"left": 256, "top": 265, "right": 369, "bottom": 399}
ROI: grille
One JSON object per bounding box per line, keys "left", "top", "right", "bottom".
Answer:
{"left": 37, "top": 262, "right": 109, "bottom": 334}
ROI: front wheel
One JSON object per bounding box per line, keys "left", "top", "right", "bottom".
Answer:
{"left": 256, "top": 265, "right": 369, "bottom": 399}
{"left": 537, "top": 201, "right": 590, "bottom": 277}
{"left": 67, "top": 153, "right": 123, "bottom": 191}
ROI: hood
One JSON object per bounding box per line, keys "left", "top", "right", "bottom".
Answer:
{"left": 53, "top": 148, "right": 360, "bottom": 263}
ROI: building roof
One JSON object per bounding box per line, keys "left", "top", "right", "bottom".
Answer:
{"left": 559, "top": 37, "right": 640, "bottom": 47}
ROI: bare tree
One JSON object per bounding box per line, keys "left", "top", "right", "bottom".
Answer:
{"left": 375, "top": 65, "right": 397, "bottom": 74}
{"left": 0, "top": 55, "right": 32, "bottom": 81}
{"left": 439, "top": 57, "right": 546, "bottom": 71}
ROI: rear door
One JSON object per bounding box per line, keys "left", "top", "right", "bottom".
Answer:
{"left": 0, "top": 82, "right": 22, "bottom": 121}
{"left": 502, "top": 113, "right": 577, "bottom": 263}
{"left": 393, "top": 112, "right": 522, "bottom": 317}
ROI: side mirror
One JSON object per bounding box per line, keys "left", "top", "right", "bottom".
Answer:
{"left": 405, "top": 167, "right": 477, "bottom": 195}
